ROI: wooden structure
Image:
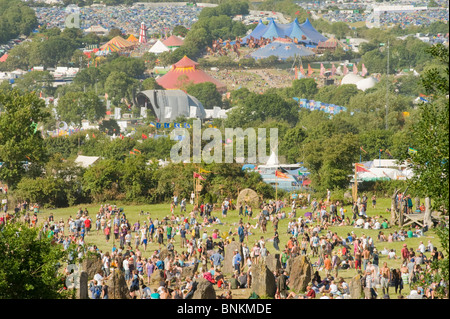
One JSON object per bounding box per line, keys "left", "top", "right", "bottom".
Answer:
{"left": 390, "top": 189, "right": 438, "bottom": 227}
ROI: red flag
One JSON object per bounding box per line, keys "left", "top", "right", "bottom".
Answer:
{"left": 120, "top": 134, "right": 124, "bottom": 139}
{"left": 361, "top": 63, "right": 368, "bottom": 76}
{"left": 343, "top": 65, "right": 349, "bottom": 75}
{"left": 193, "top": 172, "right": 206, "bottom": 180}
{"left": 142, "top": 133, "right": 148, "bottom": 139}
{"left": 300, "top": 64, "right": 305, "bottom": 75}
{"left": 295, "top": 10, "right": 300, "bottom": 15}
{"left": 129, "top": 151, "right": 135, "bottom": 155}
{"left": 331, "top": 63, "right": 336, "bottom": 76}
{"left": 133, "top": 148, "right": 141, "bottom": 154}
{"left": 360, "top": 146, "right": 367, "bottom": 154}
{"left": 355, "top": 163, "right": 370, "bottom": 172}
{"left": 320, "top": 63, "right": 325, "bottom": 76}
{"left": 275, "top": 170, "right": 288, "bottom": 179}
{"left": 307, "top": 64, "right": 314, "bottom": 76}
{"left": 92, "top": 133, "right": 96, "bottom": 139}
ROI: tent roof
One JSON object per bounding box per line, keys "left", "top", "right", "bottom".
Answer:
{"left": 250, "top": 40, "right": 315, "bottom": 60}
{"left": 266, "top": 151, "right": 279, "bottom": 166}
{"left": 127, "top": 34, "right": 139, "bottom": 42}
{"left": 242, "top": 18, "right": 326, "bottom": 44}
{"left": 101, "top": 36, "right": 134, "bottom": 50}
{"left": 149, "top": 39, "right": 170, "bottom": 54}
{"left": 163, "top": 35, "right": 184, "bottom": 47}
{"left": 74, "top": 155, "right": 100, "bottom": 168}
{"left": 173, "top": 55, "right": 199, "bottom": 68}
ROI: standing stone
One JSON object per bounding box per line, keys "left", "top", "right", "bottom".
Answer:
{"left": 78, "top": 271, "right": 89, "bottom": 299}
{"left": 348, "top": 274, "right": 363, "bottom": 299}
{"left": 150, "top": 269, "right": 165, "bottom": 286}
{"left": 424, "top": 197, "right": 433, "bottom": 228}
{"left": 191, "top": 278, "right": 216, "bottom": 299}
{"left": 288, "top": 255, "right": 313, "bottom": 293}
{"left": 81, "top": 254, "right": 103, "bottom": 280}
{"left": 285, "top": 257, "right": 293, "bottom": 275}
{"left": 159, "top": 248, "right": 174, "bottom": 261}
{"left": 181, "top": 262, "right": 198, "bottom": 280}
{"left": 105, "top": 268, "right": 130, "bottom": 299}
{"left": 223, "top": 241, "right": 242, "bottom": 275}
{"left": 250, "top": 261, "right": 276, "bottom": 298}
{"left": 265, "top": 253, "right": 281, "bottom": 273}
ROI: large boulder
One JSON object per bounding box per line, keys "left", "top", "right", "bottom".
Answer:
{"left": 349, "top": 274, "right": 363, "bottom": 299}
{"left": 105, "top": 269, "right": 131, "bottom": 299}
{"left": 223, "top": 241, "right": 242, "bottom": 275}
{"left": 265, "top": 254, "right": 281, "bottom": 273}
{"left": 181, "top": 262, "right": 198, "bottom": 280}
{"left": 150, "top": 269, "right": 166, "bottom": 286}
{"left": 159, "top": 248, "right": 174, "bottom": 261}
{"left": 81, "top": 255, "right": 103, "bottom": 280}
{"left": 250, "top": 261, "right": 276, "bottom": 298}
{"left": 288, "top": 255, "right": 313, "bottom": 293}
{"left": 192, "top": 278, "right": 216, "bottom": 299}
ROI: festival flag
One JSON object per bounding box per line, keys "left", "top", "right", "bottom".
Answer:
{"left": 361, "top": 63, "right": 368, "bottom": 76}
{"left": 343, "top": 65, "right": 349, "bottom": 75}
{"left": 193, "top": 172, "right": 206, "bottom": 180}
{"left": 199, "top": 168, "right": 211, "bottom": 174}
{"left": 133, "top": 148, "right": 141, "bottom": 154}
{"left": 156, "top": 123, "right": 162, "bottom": 129}
{"left": 142, "top": 133, "right": 148, "bottom": 139}
{"left": 92, "top": 133, "right": 96, "bottom": 139}
{"left": 149, "top": 122, "right": 156, "bottom": 127}
{"left": 120, "top": 134, "right": 124, "bottom": 139}
{"left": 385, "top": 149, "right": 393, "bottom": 158}
{"left": 355, "top": 163, "right": 370, "bottom": 172}
{"left": 275, "top": 170, "right": 288, "bottom": 179}
{"left": 331, "top": 63, "right": 336, "bottom": 76}
{"left": 300, "top": 64, "right": 305, "bottom": 76}
{"left": 129, "top": 151, "right": 136, "bottom": 155}
{"left": 295, "top": 66, "right": 298, "bottom": 79}
{"left": 183, "top": 123, "right": 191, "bottom": 128}
{"left": 105, "top": 93, "right": 108, "bottom": 100}
{"left": 164, "top": 123, "right": 170, "bottom": 128}
{"left": 353, "top": 64, "right": 358, "bottom": 75}
{"left": 174, "top": 123, "right": 180, "bottom": 128}
{"left": 307, "top": 64, "right": 314, "bottom": 76}
{"left": 408, "top": 147, "right": 418, "bottom": 155}
{"left": 360, "top": 146, "right": 367, "bottom": 154}
{"left": 320, "top": 63, "right": 325, "bottom": 76}
{"left": 295, "top": 10, "right": 300, "bottom": 15}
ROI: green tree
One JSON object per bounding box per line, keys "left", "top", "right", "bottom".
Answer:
{"left": 186, "top": 82, "right": 223, "bottom": 109}
{"left": 56, "top": 91, "right": 105, "bottom": 126}
{"left": 0, "top": 89, "right": 50, "bottom": 188}
{"left": 0, "top": 221, "right": 70, "bottom": 298}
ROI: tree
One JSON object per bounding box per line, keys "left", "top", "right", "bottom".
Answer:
{"left": 186, "top": 82, "right": 223, "bottom": 109}
{"left": 0, "top": 89, "right": 50, "bottom": 188}
{"left": 172, "top": 25, "right": 189, "bottom": 37}
{"left": 56, "top": 91, "right": 105, "bottom": 126}
{"left": 404, "top": 44, "right": 449, "bottom": 212}
{"left": 0, "top": 222, "right": 71, "bottom": 298}
{"left": 104, "top": 71, "right": 138, "bottom": 106}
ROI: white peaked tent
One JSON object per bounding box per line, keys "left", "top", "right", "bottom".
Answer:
{"left": 265, "top": 151, "right": 279, "bottom": 166}
{"left": 149, "top": 40, "right": 170, "bottom": 54}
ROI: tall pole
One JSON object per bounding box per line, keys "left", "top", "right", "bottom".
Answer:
{"left": 385, "top": 39, "right": 389, "bottom": 130}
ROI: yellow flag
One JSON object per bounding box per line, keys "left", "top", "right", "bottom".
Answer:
{"left": 199, "top": 168, "right": 211, "bottom": 174}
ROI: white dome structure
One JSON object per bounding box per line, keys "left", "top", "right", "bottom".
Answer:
{"left": 356, "top": 76, "right": 379, "bottom": 91}
{"left": 341, "top": 73, "right": 364, "bottom": 85}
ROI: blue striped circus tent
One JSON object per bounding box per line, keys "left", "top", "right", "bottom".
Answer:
{"left": 242, "top": 18, "right": 327, "bottom": 46}
{"left": 250, "top": 39, "right": 315, "bottom": 60}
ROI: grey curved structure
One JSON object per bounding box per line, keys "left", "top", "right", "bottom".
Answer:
{"left": 136, "top": 89, "right": 206, "bottom": 123}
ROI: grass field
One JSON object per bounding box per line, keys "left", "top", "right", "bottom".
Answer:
{"left": 35, "top": 197, "right": 441, "bottom": 298}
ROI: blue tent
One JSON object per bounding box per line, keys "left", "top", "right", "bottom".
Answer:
{"left": 242, "top": 18, "right": 327, "bottom": 46}
{"left": 299, "top": 18, "right": 328, "bottom": 43}
{"left": 250, "top": 40, "right": 315, "bottom": 60}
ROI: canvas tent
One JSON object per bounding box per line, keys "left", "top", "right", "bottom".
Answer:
{"left": 162, "top": 35, "right": 184, "bottom": 49}
{"left": 250, "top": 39, "right": 315, "bottom": 60}
{"left": 135, "top": 89, "right": 206, "bottom": 122}
{"left": 149, "top": 39, "right": 170, "bottom": 54}
{"left": 75, "top": 155, "right": 100, "bottom": 168}
{"left": 242, "top": 18, "right": 326, "bottom": 46}
{"left": 156, "top": 55, "right": 226, "bottom": 92}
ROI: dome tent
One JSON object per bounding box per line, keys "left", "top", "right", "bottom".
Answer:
{"left": 341, "top": 73, "right": 363, "bottom": 85}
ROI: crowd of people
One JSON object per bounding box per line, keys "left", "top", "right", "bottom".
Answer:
{"left": 1, "top": 191, "right": 447, "bottom": 300}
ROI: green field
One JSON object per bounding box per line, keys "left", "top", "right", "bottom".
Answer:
{"left": 35, "top": 197, "right": 441, "bottom": 298}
